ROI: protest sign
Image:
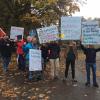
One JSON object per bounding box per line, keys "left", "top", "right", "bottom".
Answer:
{"left": 29, "top": 28, "right": 37, "bottom": 36}
{"left": 82, "top": 21, "right": 100, "bottom": 44}
{"left": 37, "top": 25, "right": 59, "bottom": 44}
{"left": 29, "top": 49, "right": 42, "bottom": 71}
{"left": 0, "top": 28, "right": 6, "bottom": 37}
{"left": 10, "top": 26, "right": 24, "bottom": 39}
{"left": 61, "top": 16, "right": 81, "bottom": 40}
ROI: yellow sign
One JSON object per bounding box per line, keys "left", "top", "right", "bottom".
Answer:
{"left": 57, "top": 34, "right": 64, "bottom": 39}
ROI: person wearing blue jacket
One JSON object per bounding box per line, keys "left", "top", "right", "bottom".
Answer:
{"left": 23, "top": 36, "right": 38, "bottom": 63}
{"left": 23, "top": 36, "right": 41, "bottom": 81}
{"left": 80, "top": 43, "right": 100, "bottom": 87}
{"left": 23, "top": 36, "right": 33, "bottom": 67}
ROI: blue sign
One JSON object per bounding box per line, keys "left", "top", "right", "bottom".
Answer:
{"left": 29, "top": 28, "right": 37, "bottom": 36}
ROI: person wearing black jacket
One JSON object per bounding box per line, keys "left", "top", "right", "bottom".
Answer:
{"left": 64, "top": 42, "right": 78, "bottom": 82}
{"left": 0, "top": 37, "right": 3, "bottom": 54}
{"left": 0, "top": 36, "right": 14, "bottom": 72}
{"left": 40, "top": 43, "right": 48, "bottom": 70}
{"left": 80, "top": 43, "right": 100, "bottom": 87}
{"left": 48, "top": 41, "right": 61, "bottom": 80}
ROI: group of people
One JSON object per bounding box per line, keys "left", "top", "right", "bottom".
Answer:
{"left": 0, "top": 35, "right": 100, "bottom": 88}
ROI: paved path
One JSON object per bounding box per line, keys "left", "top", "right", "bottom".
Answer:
{"left": 0, "top": 53, "right": 100, "bottom": 100}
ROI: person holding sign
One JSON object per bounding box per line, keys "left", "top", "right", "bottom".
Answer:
{"left": 40, "top": 43, "right": 49, "bottom": 70}
{"left": 23, "top": 36, "right": 32, "bottom": 69}
{"left": 64, "top": 41, "right": 78, "bottom": 82}
{"left": 0, "top": 36, "right": 15, "bottom": 72}
{"left": 23, "top": 36, "right": 42, "bottom": 81}
{"left": 16, "top": 35, "right": 25, "bottom": 71}
{"left": 80, "top": 42, "right": 100, "bottom": 88}
{"left": 48, "top": 41, "right": 61, "bottom": 80}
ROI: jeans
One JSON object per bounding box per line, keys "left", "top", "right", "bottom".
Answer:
{"left": 18, "top": 54, "right": 25, "bottom": 70}
{"left": 29, "top": 71, "right": 42, "bottom": 80}
{"left": 65, "top": 59, "right": 75, "bottom": 79}
{"left": 2, "top": 57, "right": 11, "bottom": 72}
{"left": 86, "top": 63, "right": 97, "bottom": 84}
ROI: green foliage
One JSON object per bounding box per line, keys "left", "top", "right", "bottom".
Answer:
{"left": 0, "top": 0, "right": 86, "bottom": 34}
{"left": 31, "top": 0, "right": 80, "bottom": 26}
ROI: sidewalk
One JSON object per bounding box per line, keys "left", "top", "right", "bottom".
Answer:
{"left": 0, "top": 56, "right": 100, "bottom": 100}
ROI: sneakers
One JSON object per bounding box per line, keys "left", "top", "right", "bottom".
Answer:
{"left": 93, "top": 83, "right": 99, "bottom": 88}
{"left": 72, "top": 79, "right": 77, "bottom": 82}
{"left": 3, "top": 69, "right": 9, "bottom": 73}
{"left": 85, "top": 82, "right": 90, "bottom": 87}
{"left": 28, "top": 78, "right": 41, "bottom": 82}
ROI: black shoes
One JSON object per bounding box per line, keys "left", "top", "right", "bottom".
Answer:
{"left": 85, "top": 82, "right": 90, "bottom": 87}
{"left": 85, "top": 82, "right": 99, "bottom": 88}
{"left": 72, "top": 79, "right": 77, "bottom": 82}
{"left": 93, "top": 83, "right": 99, "bottom": 88}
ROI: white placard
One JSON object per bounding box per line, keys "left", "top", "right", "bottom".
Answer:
{"left": 61, "top": 16, "right": 81, "bottom": 40}
{"left": 37, "top": 25, "right": 59, "bottom": 44}
{"left": 10, "top": 26, "right": 24, "bottom": 39}
{"left": 82, "top": 21, "right": 100, "bottom": 44}
{"left": 29, "top": 49, "right": 42, "bottom": 71}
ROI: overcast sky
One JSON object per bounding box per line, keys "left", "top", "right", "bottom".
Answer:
{"left": 74, "top": 0, "right": 100, "bottom": 18}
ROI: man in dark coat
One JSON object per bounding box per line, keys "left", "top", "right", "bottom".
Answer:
{"left": 0, "top": 36, "right": 14, "bottom": 72}
{"left": 81, "top": 43, "right": 100, "bottom": 88}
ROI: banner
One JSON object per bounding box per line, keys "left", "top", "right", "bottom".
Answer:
{"left": 10, "top": 26, "right": 24, "bottom": 39}
{"left": 82, "top": 21, "right": 100, "bottom": 44}
{"left": 61, "top": 16, "right": 81, "bottom": 40}
{"left": 37, "top": 25, "right": 59, "bottom": 44}
{"left": 29, "top": 49, "right": 42, "bottom": 71}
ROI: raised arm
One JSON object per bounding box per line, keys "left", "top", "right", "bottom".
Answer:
{"left": 96, "top": 48, "right": 100, "bottom": 52}
{"left": 80, "top": 42, "right": 87, "bottom": 52}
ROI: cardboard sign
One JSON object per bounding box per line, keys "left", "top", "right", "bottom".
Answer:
{"left": 29, "top": 49, "right": 42, "bottom": 71}
{"left": 82, "top": 21, "right": 100, "bottom": 44}
{"left": 61, "top": 16, "right": 81, "bottom": 40}
{"left": 37, "top": 25, "right": 59, "bottom": 44}
{"left": 0, "top": 28, "right": 6, "bottom": 37}
{"left": 10, "top": 26, "right": 24, "bottom": 39}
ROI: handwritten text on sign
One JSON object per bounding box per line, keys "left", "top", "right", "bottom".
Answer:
{"left": 82, "top": 21, "right": 100, "bottom": 44}
{"left": 29, "top": 49, "right": 42, "bottom": 71}
{"left": 37, "top": 25, "right": 59, "bottom": 44}
{"left": 10, "top": 26, "right": 24, "bottom": 39}
{"left": 61, "top": 16, "right": 81, "bottom": 40}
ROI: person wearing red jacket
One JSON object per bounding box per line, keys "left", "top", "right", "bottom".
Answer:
{"left": 16, "top": 35, "right": 25, "bottom": 70}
